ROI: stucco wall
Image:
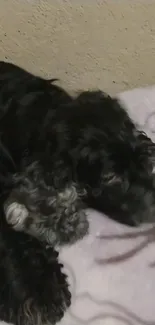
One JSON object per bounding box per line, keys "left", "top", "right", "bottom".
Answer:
{"left": 0, "top": 0, "right": 155, "bottom": 94}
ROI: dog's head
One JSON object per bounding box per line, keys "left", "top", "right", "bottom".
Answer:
{"left": 68, "top": 91, "right": 155, "bottom": 226}
{"left": 81, "top": 95, "right": 155, "bottom": 226}
{"left": 96, "top": 135, "right": 155, "bottom": 226}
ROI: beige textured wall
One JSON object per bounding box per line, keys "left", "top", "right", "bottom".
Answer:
{"left": 0, "top": 0, "right": 155, "bottom": 94}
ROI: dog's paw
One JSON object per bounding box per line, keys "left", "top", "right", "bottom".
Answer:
{"left": 4, "top": 200, "right": 29, "bottom": 231}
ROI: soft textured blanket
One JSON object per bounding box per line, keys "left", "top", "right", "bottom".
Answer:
{"left": 1, "top": 86, "right": 155, "bottom": 325}
{"left": 59, "top": 86, "right": 155, "bottom": 325}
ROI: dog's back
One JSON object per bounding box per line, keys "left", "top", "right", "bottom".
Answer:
{"left": 0, "top": 61, "right": 72, "bottom": 166}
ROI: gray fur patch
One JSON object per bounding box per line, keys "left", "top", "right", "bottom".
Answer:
{"left": 4, "top": 183, "right": 89, "bottom": 246}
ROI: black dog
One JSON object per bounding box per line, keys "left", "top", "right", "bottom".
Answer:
{"left": 0, "top": 61, "right": 155, "bottom": 325}
{"left": 1, "top": 61, "right": 155, "bottom": 247}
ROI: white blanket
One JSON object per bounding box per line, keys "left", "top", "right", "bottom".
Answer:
{"left": 59, "top": 86, "right": 155, "bottom": 325}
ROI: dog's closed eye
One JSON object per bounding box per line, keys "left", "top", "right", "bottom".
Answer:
{"left": 103, "top": 173, "right": 121, "bottom": 185}
{"left": 102, "top": 172, "right": 130, "bottom": 194}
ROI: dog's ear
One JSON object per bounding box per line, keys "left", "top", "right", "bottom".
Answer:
{"left": 91, "top": 171, "right": 124, "bottom": 199}
{"left": 101, "top": 171, "right": 130, "bottom": 195}
{"left": 102, "top": 173, "right": 122, "bottom": 186}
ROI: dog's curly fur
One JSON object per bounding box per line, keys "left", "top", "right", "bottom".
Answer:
{"left": 0, "top": 61, "right": 155, "bottom": 325}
